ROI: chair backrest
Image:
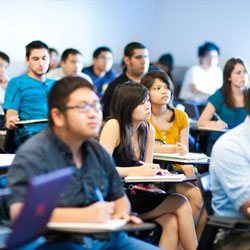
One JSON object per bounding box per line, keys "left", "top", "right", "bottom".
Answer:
{"left": 173, "top": 100, "right": 200, "bottom": 120}
{"left": 197, "top": 173, "right": 213, "bottom": 215}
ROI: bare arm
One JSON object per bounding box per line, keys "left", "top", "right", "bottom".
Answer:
{"left": 154, "top": 143, "right": 177, "bottom": 153}
{"left": 100, "top": 120, "right": 160, "bottom": 178}
{"left": 113, "top": 195, "right": 130, "bottom": 216}
{"left": 112, "top": 195, "right": 142, "bottom": 223}
{"left": 9, "top": 202, "right": 24, "bottom": 222}
{"left": 10, "top": 200, "right": 115, "bottom": 223}
{"left": 197, "top": 102, "right": 228, "bottom": 129}
{"left": 99, "top": 119, "right": 120, "bottom": 155}
{"left": 5, "top": 109, "right": 19, "bottom": 130}
{"left": 153, "top": 126, "right": 189, "bottom": 155}
{"left": 49, "top": 202, "right": 116, "bottom": 223}
{"left": 144, "top": 124, "right": 155, "bottom": 163}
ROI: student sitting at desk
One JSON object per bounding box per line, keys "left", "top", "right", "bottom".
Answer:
{"left": 3, "top": 41, "right": 55, "bottom": 148}
{"left": 7, "top": 76, "right": 160, "bottom": 250}
{"left": 197, "top": 58, "right": 249, "bottom": 155}
{"left": 141, "top": 70, "right": 206, "bottom": 240}
{"left": 100, "top": 83, "right": 197, "bottom": 250}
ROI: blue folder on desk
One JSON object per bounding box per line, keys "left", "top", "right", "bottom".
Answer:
{"left": 0, "top": 167, "right": 74, "bottom": 250}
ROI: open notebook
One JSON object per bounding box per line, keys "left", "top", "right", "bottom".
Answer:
{"left": 47, "top": 219, "right": 127, "bottom": 233}
{"left": 153, "top": 152, "right": 208, "bottom": 161}
{"left": 124, "top": 174, "right": 186, "bottom": 183}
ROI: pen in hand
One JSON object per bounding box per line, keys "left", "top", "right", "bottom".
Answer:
{"left": 214, "top": 112, "right": 221, "bottom": 121}
{"left": 214, "top": 112, "right": 228, "bottom": 129}
{"left": 94, "top": 187, "right": 104, "bottom": 202}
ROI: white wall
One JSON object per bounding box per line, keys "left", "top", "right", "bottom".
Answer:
{"left": 154, "top": 0, "right": 250, "bottom": 68}
{"left": 1, "top": 0, "right": 250, "bottom": 78}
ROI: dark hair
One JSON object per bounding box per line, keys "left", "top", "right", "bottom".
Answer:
{"left": 61, "top": 48, "right": 82, "bottom": 62}
{"left": 198, "top": 42, "right": 220, "bottom": 57}
{"left": 25, "top": 40, "right": 49, "bottom": 59}
{"left": 49, "top": 48, "right": 59, "bottom": 55}
{"left": 0, "top": 51, "right": 10, "bottom": 64}
{"left": 246, "top": 88, "right": 250, "bottom": 116}
{"left": 93, "top": 47, "right": 112, "bottom": 58}
{"left": 141, "top": 70, "right": 175, "bottom": 122}
{"left": 124, "top": 42, "right": 146, "bottom": 58}
{"left": 48, "top": 76, "right": 95, "bottom": 127}
{"left": 110, "top": 82, "right": 149, "bottom": 161}
{"left": 158, "top": 53, "right": 173, "bottom": 68}
{"left": 222, "top": 58, "right": 247, "bottom": 109}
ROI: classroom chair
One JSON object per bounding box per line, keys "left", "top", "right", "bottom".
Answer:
{"left": 197, "top": 173, "right": 250, "bottom": 250}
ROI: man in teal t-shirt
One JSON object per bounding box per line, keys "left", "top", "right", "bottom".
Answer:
{"left": 3, "top": 40, "right": 55, "bottom": 148}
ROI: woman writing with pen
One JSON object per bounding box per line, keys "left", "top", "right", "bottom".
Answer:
{"left": 100, "top": 83, "right": 197, "bottom": 250}
{"left": 197, "top": 57, "right": 249, "bottom": 155}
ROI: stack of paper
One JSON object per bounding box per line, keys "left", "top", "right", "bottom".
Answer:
{"left": 47, "top": 219, "right": 127, "bottom": 233}
{"left": 124, "top": 174, "right": 186, "bottom": 183}
{"left": 153, "top": 152, "right": 208, "bottom": 161}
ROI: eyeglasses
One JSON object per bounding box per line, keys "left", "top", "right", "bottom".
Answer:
{"left": 59, "top": 102, "right": 102, "bottom": 113}
{"left": 98, "top": 56, "right": 113, "bottom": 61}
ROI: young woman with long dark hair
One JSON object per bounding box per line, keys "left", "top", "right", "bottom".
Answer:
{"left": 100, "top": 83, "right": 197, "bottom": 250}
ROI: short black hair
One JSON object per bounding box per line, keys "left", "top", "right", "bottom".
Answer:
{"left": 25, "top": 40, "right": 49, "bottom": 59}
{"left": 93, "top": 47, "right": 112, "bottom": 58}
{"left": 49, "top": 48, "right": 59, "bottom": 56}
{"left": 124, "top": 42, "right": 146, "bottom": 58}
{"left": 0, "top": 51, "right": 10, "bottom": 64}
{"left": 48, "top": 76, "right": 95, "bottom": 127}
{"left": 158, "top": 53, "right": 173, "bottom": 67}
{"left": 61, "top": 48, "right": 82, "bottom": 62}
{"left": 198, "top": 42, "right": 220, "bottom": 57}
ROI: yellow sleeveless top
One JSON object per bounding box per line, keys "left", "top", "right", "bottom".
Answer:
{"left": 149, "top": 108, "right": 189, "bottom": 171}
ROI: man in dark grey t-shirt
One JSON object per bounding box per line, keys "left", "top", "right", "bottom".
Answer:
{"left": 7, "top": 76, "right": 159, "bottom": 250}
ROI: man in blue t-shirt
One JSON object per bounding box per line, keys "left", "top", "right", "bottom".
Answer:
{"left": 3, "top": 40, "right": 55, "bottom": 147}
{"left": 82, "top": 47, "right": 116, "bottom": 97}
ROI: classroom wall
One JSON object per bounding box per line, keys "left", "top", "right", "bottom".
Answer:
{"left": 154, "top": 0, "right": 250, "bottom": 69}
{"left": 1, "top": 0, "right": 250, "bottom": 78}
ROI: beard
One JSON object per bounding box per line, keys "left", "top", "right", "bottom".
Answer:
{"left": 30, "top": 68, "right": 46, "bottom": 77}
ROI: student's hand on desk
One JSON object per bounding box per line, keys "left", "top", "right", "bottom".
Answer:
{"left": 175, "top": 142, "right": 188, "bottom": 155}
{"left": 157, "top": 169, "right": 171, "bottom": 176}
{"left": 112, "top": 213, "right": 142, "bottom": 224}
{"left": 87, "top": 201, "right": 114, "bottom": 223}
{"left": 214, "top": 120, "right": 228, "bottom": 129}
{"left": 139, "top": 163, "right": 161, "bottom": 176}
{"left": 6, "top": 115, "right": 19, "bottom": 130}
